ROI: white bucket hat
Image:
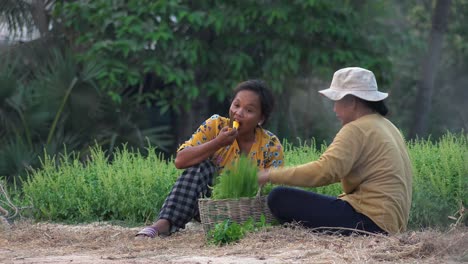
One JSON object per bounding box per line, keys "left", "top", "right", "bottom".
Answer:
{"left": 318, "top": 67, "right": 388, "bottom": 101}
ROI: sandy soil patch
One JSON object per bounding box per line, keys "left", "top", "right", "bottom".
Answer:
{"left": 0, "top": 220, "right": 466, "bottom": 263}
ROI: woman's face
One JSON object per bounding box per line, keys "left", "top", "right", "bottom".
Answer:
{"left": 333, "top": 95, "right": 355, "bottom": 126}
{"left": 229, "top": 90, "right": 264, "bottom": 133}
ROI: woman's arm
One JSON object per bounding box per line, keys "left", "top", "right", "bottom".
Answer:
{"left": 263, "top": 124, "right": 361, "bottom": 187}
{"left": 174, "top": 126, "right": 238, "bottom": 169}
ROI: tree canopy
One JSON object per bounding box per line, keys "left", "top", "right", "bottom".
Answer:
{"left": 55, "top": 0, "right": 392, "bottom": 112}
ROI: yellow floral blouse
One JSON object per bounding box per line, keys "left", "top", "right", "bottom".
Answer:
{"left": 177, "top": 114, "right": 284, "bottom": 173}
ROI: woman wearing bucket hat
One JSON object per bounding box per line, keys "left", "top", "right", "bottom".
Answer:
{"left": 258, "top": 67, "right": 412, "bottom": 235}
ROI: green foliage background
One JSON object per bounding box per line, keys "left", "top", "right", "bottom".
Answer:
{"left": 2, "top": 0, "right": 467, "bottom": 184}
{"left": 0, "top": 1, "right": 467, "bottom": 235}
{"left": 54, "top": 0, "right": 391, "bottom": 110}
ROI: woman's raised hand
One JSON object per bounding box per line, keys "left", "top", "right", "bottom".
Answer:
{"left": 216, "top": 126, "right": 238, "bottom": 147}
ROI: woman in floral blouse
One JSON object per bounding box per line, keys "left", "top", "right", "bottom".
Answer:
{"left": 136, "top": 79, "right": 284, "bottom": 238}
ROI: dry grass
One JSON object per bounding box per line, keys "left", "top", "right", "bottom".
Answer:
{"left": 0, "top": 220, "right": 466, "bottom": 264}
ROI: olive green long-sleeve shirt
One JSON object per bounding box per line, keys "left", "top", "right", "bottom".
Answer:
{"left": 269, "top": 114, "right": 412, "bottom": 234}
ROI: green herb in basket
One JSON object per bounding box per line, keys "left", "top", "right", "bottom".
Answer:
{"left": 211, "top": 155, "right": 258, "bottom": 199}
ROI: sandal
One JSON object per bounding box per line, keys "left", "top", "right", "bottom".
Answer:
{"left": 135, "top": 226, "right": 170, "bottom": 238}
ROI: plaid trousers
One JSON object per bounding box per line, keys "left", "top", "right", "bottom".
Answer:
{"left": 158, "top": 160, "right": 216, "bottom": 231}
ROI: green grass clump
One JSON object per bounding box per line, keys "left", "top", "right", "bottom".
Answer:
{"left": 211, "top": 155, "right": 259, "bottom": 200}
{"left": 21, "top": 145, "right": 179, "bottom": 224}
{"left": 407, "top": 132, "right": 467, "bottom": 229}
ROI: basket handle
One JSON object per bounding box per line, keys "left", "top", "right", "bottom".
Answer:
{"left": 256, "top": 186, "right": 263, "bottom": 197}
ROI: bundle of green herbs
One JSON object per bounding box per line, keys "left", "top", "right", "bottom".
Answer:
{"left": 211, "top": 155, "right": 259, "bottom": 199}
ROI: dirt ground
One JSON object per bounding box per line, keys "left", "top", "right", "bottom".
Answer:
{"left": 0, "top": 220, "right": 467, "bottom": 264}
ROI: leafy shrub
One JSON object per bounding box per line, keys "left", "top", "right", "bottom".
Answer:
{"left": 208, "top": 215, "right": 271, "bottom": 245}
{"left": 15, "top": 132, "right": 467, "bottom": 229}
{"left": 407, "top": 132, "right": 467, "bottom": 228}
{"left": 21, "top": 145, "right": 179, "bottom": 224}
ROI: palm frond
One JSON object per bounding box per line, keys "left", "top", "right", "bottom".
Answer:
{"left": 0, "top": 55, "right": 29, "bottom": 139}
{"left": 0, "top": 0, "right": 34, "bottom": 40}
{"left": 139, "top": 126, "right": 174, "bottom": 151}
{"left": 0, "top": 135, "right": 38, "bottom": 182}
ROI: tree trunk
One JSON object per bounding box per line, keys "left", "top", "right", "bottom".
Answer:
{"left": 30, "top": 0, "right": 49, "bottom": 36}
{"left": 410, "top": 0, "right": 452, "bottom": 138}
{"left": 175, "top": 97, "right": 210, "bottom": 151}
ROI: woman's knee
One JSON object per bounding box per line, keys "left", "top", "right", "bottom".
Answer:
{"left": 267, "top": 186, "right": 290, "bottom": 209}
{"left": 179, "top": 160, "right": 215, "bottom": 179}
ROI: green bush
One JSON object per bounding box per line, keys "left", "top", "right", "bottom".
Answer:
{"left": 15, "top": 132, "right": 467, "bottom": 230}
{"left": 21, "top": 145, "right": 179, "bottom": 224}
{"left": 208, "top": 216, "right": 271, "bottom": 245}
{"left": 407, "top": 132, "right": 467, "bottom": 228}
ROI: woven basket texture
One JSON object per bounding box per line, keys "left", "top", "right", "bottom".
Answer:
{"left": 198, "top": 195, "right": 274, "bottom": 234}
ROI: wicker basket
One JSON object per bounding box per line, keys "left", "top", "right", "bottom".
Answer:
{"left": 198, "top": 194, "right": 274, "bottom": 234}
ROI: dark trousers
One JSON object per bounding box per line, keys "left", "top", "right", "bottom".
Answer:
{"left": 268, "top": 186, "right": 387, "bottom": 235}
